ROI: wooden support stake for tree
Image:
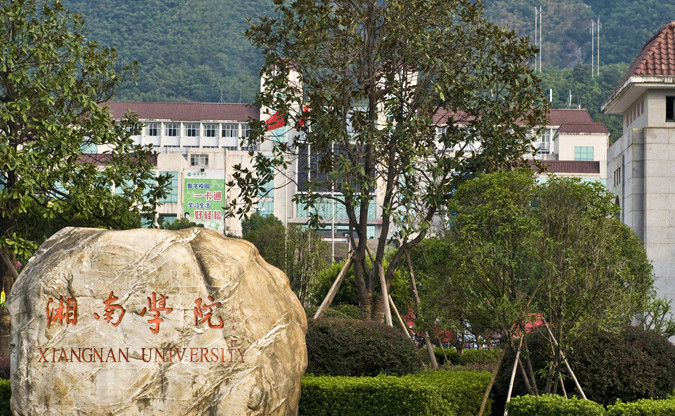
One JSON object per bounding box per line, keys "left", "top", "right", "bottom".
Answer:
{"left": 478, "top": 349, "right": 506, "bottom": 416}
{"left": 504, "top": 336, "right": 524, "bottom": 416}
{"left": 313, "top": 252, "right": 353, "bottom": 320}
{"left": 365, "top": 245, "right": 392, "bottom": 327}
{"left": 542, "top": 318, "right": 586, "bottom": 400}
{"left": 405, "top": 250, "right": 438, "bottom": 369}
{"left": 389, "top": 295, "right": 411, "bottom": 340}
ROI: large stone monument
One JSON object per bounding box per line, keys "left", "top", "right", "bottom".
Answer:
{"left": 8, "top": 227, "right": 307, "bottom": 415}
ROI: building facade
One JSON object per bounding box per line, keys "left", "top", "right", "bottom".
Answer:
{"left": 603, "top": 21, "right": 675, "bottom": 304}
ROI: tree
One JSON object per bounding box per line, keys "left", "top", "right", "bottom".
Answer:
{"left": 242, "top": 213, "right": 329, "bottom": 304}
{"left": 411, "top": 169, "right": 541, "bottom": 354}
{"left": 416, "top": 170, "right": 655, "bottom": 396}
{"left": 231, "top": 0, "right": 548, "bottom": 322}
{"left": 0, "top": 0, "right": 169, "bottom": 336}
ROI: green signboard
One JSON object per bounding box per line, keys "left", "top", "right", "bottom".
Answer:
{"left": 184, "top": 171, "right": 225, "bottom": 231}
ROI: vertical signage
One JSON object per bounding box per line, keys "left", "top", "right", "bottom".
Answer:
{"left": 184, "top": 170, "right": 225, "bottom": 231}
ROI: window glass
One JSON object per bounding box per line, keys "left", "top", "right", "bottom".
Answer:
{"left": 574, "top": 146, "right": 594, "bottom": 161}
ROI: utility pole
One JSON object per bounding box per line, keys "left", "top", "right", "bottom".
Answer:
{"left": 534, "top": 6, "right": 543, "bottom": 72}
{"left": 591, "top": 18, "right": 601, "bottom": 77}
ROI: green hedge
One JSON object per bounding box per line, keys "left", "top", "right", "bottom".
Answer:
{"left": 507, "top": 395, "right": 675, "bottom": 416}
{"left": 299, "top": 370, "right": 492, "bottom": 416}
{"left": 606, "top": 398, "right": 675, "bottom": 415}
{"left": 507, "top": 394, "right": 605, "bottom": 416}
{"left": 0, "top": 379, "right": 9, "bottom": 416}
{"left": 434, "top": 348, "right": 501, "bottom": 366}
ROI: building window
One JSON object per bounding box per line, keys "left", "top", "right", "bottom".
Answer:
{"left": 190, "top": 154, "right": 208, "bottom": 167}
{"left": 204, "top": 124, "right": 217, "bottom": 137}
{"left": 165, "top": 123, "right": 179, "bottom": 136}
{"left": 667, "top": 96, "right": 675, "bottom": 122}
{"left": 574, "top": 146, "right": 594, "bottom": 161}
{"left": 185, "top": 123, "right": 199, "bottom": 137}
{"left": 537, "top": 128, "right": 551, "bottom": 154}
{"left": 146, "top": 123, "right": 159, "bottom": 136}
{"left": 222, "top": 123, "right": 238, "bottom": 137}
{"left": 242, "top": 124, "right": 251, "bottom": 138}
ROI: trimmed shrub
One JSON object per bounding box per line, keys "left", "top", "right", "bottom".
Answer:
{"left": 434, "top": 347, "right": 501, "bottom": 367}
{"left": 459, "top": 349, "right": 501, "bottom": 366}
{"left": 607, "top": 398, "right": 675, "bottom": 415}
{"left": 306, "top": 318, "right": 422, "bottom": 376}
{"left": 494, "top": 325, "right": 675, "bottom": 410}
{"left": 506, "top": 394, "right": 605, "bottom": 416}
{"left": 412, "top": 370, "right": 493, "bottom": 416}
{"left": 434, "top": 347, "right": 459, "bottom": 365}
{"left": 570, "top": 325, "right": 675, "bottom": 405}
{"left": 0, "top": 379, "right": 9, "bottom": 416}
{"left": 299, "top": 370, "right": 492, "bottom": 416}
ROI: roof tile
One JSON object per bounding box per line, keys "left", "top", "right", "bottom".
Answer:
{"left": 102, "top": 102, "right": 260, "bottom": 122}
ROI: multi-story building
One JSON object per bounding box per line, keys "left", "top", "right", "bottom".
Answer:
{"left": 603, "top": 21, "right": 675, "bottom": 305}
{"left": 102, "top": 88, "right": 609, "bottom": 242}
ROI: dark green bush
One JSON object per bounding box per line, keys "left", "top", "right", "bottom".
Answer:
{"left": 434, "top": 347, "right": 459, "bottom": 365}
{"left": 434, "top": 347, "right": 501, "bottom": 367}
{"left": 507, "top": 394, "right": 605, "bottom": 416}
{"left": 306, "top": 318, "right": 422, "bottom": 376}
{"left": 570, "top": 325, "right": 675, "bottom": 405}
{"left": 299, "top": 371, "right": 492, "bottom": 416}
{"left": 494, "top": 325, "right": 675, "bottom": 411}
{"left": 0, "top": 379, "right": 9, "bottom": 416}
{"left": 459, "top": 349, "right": 502, "bottom": 365}
{"left": 606, "top": 398, "right": 675, "bottom": 415}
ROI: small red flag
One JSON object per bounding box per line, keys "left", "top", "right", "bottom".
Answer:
{"left": 266, "top": 110, "right": 285, "bottom": 131}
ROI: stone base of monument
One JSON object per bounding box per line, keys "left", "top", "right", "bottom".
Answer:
{"left": 8, "top": 227, "right": 307, "bottom": 415}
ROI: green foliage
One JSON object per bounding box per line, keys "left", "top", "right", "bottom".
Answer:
{"left": 311, "top": 254, "right": 410, "bottom": 314}
{"left": 0, "top": 0, "right": 169, "bottom": 271}
{"left": 433, "top": 348, "right": 502, "bottom": 367}
{"left": 606, "top": 398, "right": 675, "bottom": 416}
{"left": 0, "top": 379, "right": 8, "bottom": 416}
{"left": 59, "top": 0, "right": 674, "bottom": 106}
{"left": 242, "top": 213, "right": 329, "bottom": 304}
{"left": 305, "top": 318, "right": 422, "bottom": 377}
{"left": 159, "top": 217, "right": 204, "bottom": 230}
{"left": 234, "top": 0, "right": 548, "bottom": 321}
{"left": 61, "top": 0, "right": 274, "bottom": 103}
{"left": 417, "top": 171, "right": 655, "bottom": 401}
{"left": 569, "top": 325, "right": 675, "bottom": 405}
{"left": 506, "top": 394, "right": 605, "bottom": 416}
{"left": 300, "top": 370, "right": 492, "bottom": 416}
{"left": 636, "top": 295, "right": 675, "bottom": 338}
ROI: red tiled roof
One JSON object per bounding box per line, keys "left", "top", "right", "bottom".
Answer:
{"left": 541, "top": 160, "right": 599, "bottom": 174}
{"left": 617, "top": 21, "right": 675, "bottom": 87}
{"left": 548, "top": 109, "right": 594, "bottom": 126}
{"left": 433, "top": 108, "right": 595, "bottom": 127}
{"left": 102, "top": 102, "right": 259, "bottom": 122}
{"left": 557, "top": 122, "right": 610, "bottom": 134}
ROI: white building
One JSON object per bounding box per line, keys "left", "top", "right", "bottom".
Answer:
{"left": 532, "top": 109, "right": 609, "bottom": 185}
{"left": 603, "top": 21, "right": 675, "bottom": 304}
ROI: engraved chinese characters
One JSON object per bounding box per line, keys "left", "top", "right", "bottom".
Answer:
{"left": 9, "top": 227, "right": 307, "bottom": 416}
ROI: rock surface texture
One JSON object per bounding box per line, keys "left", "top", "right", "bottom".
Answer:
{"left": 8, "top": 227, "right": 307, "bottom": 415}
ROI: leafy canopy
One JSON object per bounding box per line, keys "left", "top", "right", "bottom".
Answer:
{"left": 233, "top": 0, "right": 548, "bottom": 321}
{"left": 0, "top": 0, "right": 169, "bottom": 270}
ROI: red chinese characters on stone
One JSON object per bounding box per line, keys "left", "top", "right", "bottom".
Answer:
{"left": 93, "top": 291, "right": 126, "bottom": 327}
{"left": 140, "top": 292, "right": 173, "bottom": 334}
{"left": 46, "top": 296, "right": 78, "bottom": 328}
{"left": 194, "top": 296, "right": 224, "bottom": 329}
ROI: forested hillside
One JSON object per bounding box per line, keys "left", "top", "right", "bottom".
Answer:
{"left": 61, "top": 0, "right": 675, "bottom": 139}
